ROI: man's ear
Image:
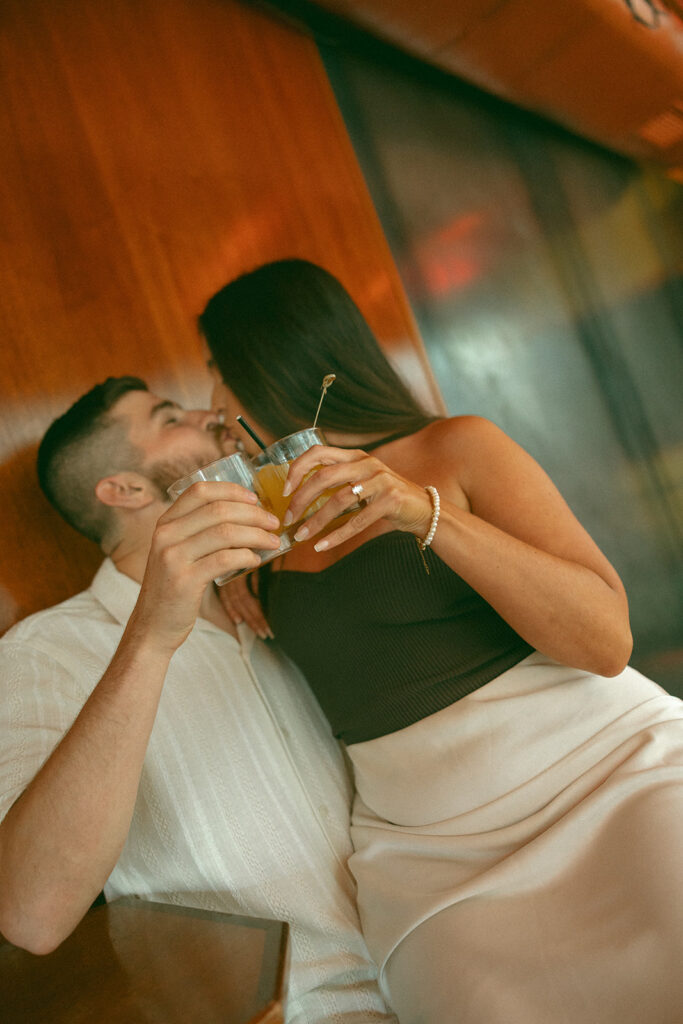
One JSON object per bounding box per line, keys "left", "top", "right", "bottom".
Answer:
{"left": 94, "top": 472, "right": 158, "bottom": 510}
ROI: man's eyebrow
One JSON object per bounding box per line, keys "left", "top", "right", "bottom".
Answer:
{"left": 149, "top": 400, "right": 180, "bottom": 419}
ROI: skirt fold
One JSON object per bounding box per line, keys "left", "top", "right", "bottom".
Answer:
{"left": 347, "top": 653, "right": 683, "bottom": 1023}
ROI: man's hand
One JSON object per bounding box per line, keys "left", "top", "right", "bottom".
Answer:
{"left": 128, "top": 481, "right": 280, "bottom": 655}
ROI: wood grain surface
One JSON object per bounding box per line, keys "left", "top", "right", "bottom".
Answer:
{"left": 1, "top": 898, "right": 289, "bottom": 1023}
{"left": 0, "top": 0, "right": 443, "bottom": 632}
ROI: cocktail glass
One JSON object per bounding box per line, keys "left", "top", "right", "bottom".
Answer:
{"left": 167, "top": 452, "right": 291, "bottom": 585}
{"left": 251, "top": 428, "right": 360, "bottom": 539}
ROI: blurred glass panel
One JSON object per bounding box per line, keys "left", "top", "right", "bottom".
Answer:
{"left": 324, "top": 45, "right": 683, "bottom": 694}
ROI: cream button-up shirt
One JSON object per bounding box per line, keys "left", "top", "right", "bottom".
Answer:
{"left": 0, "top": 559, "right": 396, "bottom": 1023}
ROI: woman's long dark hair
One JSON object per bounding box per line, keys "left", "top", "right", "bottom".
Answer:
{"left": 199, "top": 259, "right": 438, "bottom": 440}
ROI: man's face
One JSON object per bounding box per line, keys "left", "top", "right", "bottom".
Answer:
{"left": 112, "top": 389, "right": 236, "bottom": 497}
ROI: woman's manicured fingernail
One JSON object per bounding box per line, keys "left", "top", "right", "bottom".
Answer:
{"left": 294, "top": 525, "right": 309, "bottom": 542}
{"left": 282, "top": 480, "right": 292, "bottom": 497}
{"left": 283, "top": 510, "right": 293, "bottom": 526}
{"left": 314, "top": 539, "right": 328, "bottom": 552}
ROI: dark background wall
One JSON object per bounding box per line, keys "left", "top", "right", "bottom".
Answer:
{"left": 323, "top": 41, "right": 683, "bottom": 695}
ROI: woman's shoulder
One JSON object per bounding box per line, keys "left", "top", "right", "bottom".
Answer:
{"left": 380, "top": 416, "right": 507, "bottom": 506}
{"left": 405, "top": 415, "right": 507, "bottom": 458}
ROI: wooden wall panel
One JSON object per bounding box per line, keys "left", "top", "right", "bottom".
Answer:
{"left": 0, "top": 0, "right": 443, "bottom": 633}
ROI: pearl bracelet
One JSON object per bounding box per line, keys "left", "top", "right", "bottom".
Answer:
{"left": 417, "top": 485, "right": 440, "bottom": 550}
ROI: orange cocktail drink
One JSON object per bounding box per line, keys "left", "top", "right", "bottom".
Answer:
{"left": 252, "top": 428, "right": 359, "bottom": 539}
{"left": 253, "top": 462, "right": 292, "bottom": 525}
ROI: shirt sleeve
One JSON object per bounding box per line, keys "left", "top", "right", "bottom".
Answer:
{"left": 0, "top": 640, "right": 87, "bottom": 824}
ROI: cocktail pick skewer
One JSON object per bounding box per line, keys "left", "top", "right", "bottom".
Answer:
{"left": 236, "top": 414, "right": 267, "bottom": 451}
{"left": 312, "top": 374, "right": 336, "bottom": 429}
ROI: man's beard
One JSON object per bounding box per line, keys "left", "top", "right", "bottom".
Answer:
{"left": 145, "top": 438, "right": 231, "bottom": 500}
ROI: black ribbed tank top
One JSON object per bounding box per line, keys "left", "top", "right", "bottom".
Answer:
{"left": 262, "top": 532, "right": 533, "bottom": 744}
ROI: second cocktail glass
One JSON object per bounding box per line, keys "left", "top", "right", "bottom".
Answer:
{"left": 251, "top": 428, "right": 360, "bottom": 539}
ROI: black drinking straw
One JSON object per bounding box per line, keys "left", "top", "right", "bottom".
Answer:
{"left": 236, "top": 414, "right": 267, "bottom": 451}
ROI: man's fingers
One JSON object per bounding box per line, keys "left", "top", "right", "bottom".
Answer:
{"left": 157, "top": 499, "right": 280, "bottom": 548}
{"left": 197, "top": 547, "right": 263, "bottom": 583}
{"left": 162, "top": 480, "right": 259, "bottom": 522}
{"left": 176, "top": 523, "right": 281, "bottom": 565}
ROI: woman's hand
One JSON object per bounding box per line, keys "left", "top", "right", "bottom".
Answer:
{"left": 217, "top": 572, "right": 273, "bottom": 639}
{"left": 281, "top": 445, "right": 434, "bottom": 551}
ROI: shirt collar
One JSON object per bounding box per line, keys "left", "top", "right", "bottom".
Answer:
{"left": 88, "top": 558, "right": 255, "bottom": 649}
{"left": 88, "top": 558, "right": 141, "bottom": 626}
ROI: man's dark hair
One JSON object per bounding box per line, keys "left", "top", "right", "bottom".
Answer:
{"left": 37, "top": 376, "right": 148, "bottom": 546}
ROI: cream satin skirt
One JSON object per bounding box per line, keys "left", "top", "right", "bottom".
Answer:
{"left": 348, "top": 652, "right": 683, "bottom": 1024}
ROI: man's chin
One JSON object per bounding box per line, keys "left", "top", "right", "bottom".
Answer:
{"left": 146, "top": 447, "right": 237, "bottom": 498}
